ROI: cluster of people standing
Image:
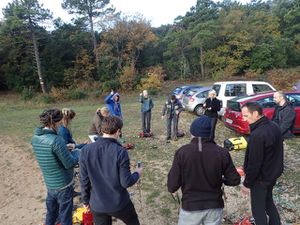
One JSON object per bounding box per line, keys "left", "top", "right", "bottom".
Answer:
{"left": 31, "top": 89, "right": 295, "bottom": 225}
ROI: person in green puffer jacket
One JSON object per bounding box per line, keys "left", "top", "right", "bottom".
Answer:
{"left": 31, "top": 108, "right": 80, "bottom": 225}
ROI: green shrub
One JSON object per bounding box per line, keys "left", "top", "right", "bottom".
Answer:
{"left": 21, "top": 87, "right": 34, "bottom": 101}
{"left": 40, "top": 94, "right": 55, "bottom": 104}
{"left": 148, "top": 88, "right": 158, "bottom": 96}
{"left": 102, "top": 80, "right": 120, "bottom": 92}
{"left": 66, "top": 90, "right": 87, "bottom": 100}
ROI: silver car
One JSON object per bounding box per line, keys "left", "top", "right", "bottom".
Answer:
{"left": 182, "top": 87, "right": 211, "bottom": 116}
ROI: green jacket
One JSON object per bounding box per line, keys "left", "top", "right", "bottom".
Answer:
{"left": 31, "top": 127, "right": 80, "bottom": 190}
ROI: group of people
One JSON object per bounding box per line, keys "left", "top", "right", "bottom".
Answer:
{"left": 31, "top": 89, "right": 295, "bottom": 225}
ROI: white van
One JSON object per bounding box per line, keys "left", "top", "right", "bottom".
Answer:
{"left": 212, "top": 81, "right": 276, "bottom": 116}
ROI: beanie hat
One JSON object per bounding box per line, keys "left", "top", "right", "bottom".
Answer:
{"left": 190, "top": 115, "right": 212, "bottom": 138}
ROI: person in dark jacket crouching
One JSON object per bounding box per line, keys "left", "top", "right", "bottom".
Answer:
{"left": 167, "top": 115, "right": 240, "bottom": 225}
{"left": 80, "top": 115, "right": 143, "bottom": 225}
{"left": 242, "top": 102, "right": 283, "bottom": 225}
{"left": 31, "top": 109, "right": 80, "bottom": 225}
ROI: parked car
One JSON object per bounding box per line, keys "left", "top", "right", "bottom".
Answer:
{"left": 224, "top": 91, "right": 300, "bottom": 135}
{"left": 172, "top": 85, "right": 203, "bottom": 102}
{"left": 182, "top": 86, "right": 211, "bottom": 116}
{"left": 212, "top": 81, "right": 276, "bottom": 116}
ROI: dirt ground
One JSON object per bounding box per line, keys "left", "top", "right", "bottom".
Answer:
{"left": 0, "top": 136, "right": 46, "bottom": 224}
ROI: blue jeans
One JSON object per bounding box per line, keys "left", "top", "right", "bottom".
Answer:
{"left": 178, "top": 208, "right": 223, "bottom": 225}
{"left": 45, "top": 184, "right": 74, "bottom": 225}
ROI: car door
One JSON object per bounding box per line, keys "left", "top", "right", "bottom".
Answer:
{"left": 286, "top": 93, "right": 300, "bottom": 133}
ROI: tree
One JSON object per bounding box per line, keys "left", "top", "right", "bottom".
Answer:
{"left": 2, "top": 0, "right": 52, "bottom": 93}
{"left": 62, "top": 0, "right": 116, "bottom": 74}
{"left": 96, "top": 16, "right": 156, "bottom": 84}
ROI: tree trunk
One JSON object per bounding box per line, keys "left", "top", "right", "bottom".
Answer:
{"left": 89, "top": 14, "right": 100, "bottom": 72}
{"left": 200, "top": 45, "right": 204, "bottom": 79}
{"left": 31, "top": 30, "right": 47, "bottom": 94}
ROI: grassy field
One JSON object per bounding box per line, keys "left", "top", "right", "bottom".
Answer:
{"left": 0, "top": 83, "right": 299, "bottom": 224}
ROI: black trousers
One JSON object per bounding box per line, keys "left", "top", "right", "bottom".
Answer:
{"left": 142, "top": 110, "right": 151, "bottom": 133}
{"left": 209, "top": 117, "right": 218, "bottom": 141}
{"left": 92, "top": 200, "right": 140, "bottom": 225}
{"left": 250, "top": 181, "right": 281, "bottom": 225}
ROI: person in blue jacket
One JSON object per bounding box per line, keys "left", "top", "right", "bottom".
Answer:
{"left": 57, "top": 108, "right": 86, "bottom": 149}
{"left": 31, "top": 108, "right": 80, "bottom": 225}
{"left": 105, "top": 90, "right": 122, "bottom": 118}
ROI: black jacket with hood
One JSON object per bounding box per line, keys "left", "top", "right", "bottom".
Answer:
{"left": 167, "top": 137, "right": 240, "bottom": 211}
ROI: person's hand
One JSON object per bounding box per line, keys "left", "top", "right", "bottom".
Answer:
{"left": 208, "top": 107, "right": 212, "bottom": 110}
{"left": 67, "top": 143, "right": 75, "bottom": 150}
{"left": 161, "top": 115, "right": 165, "bottom": 120}
{"left": 140, "top": 93, "right": 143, "bottom": 96}
{"left": 110, "top": 90, "right": 114, "bottom": 95}
{"left": 135, "top": 167, "right": 143, "bottom": 177}
{"left": 83, "top": 204, "right": 90, "bottom": 211}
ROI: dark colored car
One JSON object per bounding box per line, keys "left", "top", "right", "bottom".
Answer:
{"left": 172, "top": 85, "right": 203, "bottom": 102}
{"left": 224, "top": 91, "right": 300, "bottom": 135}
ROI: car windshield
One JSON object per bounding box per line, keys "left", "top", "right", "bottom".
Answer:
{"left": 227, "top": 100, "right": 241, "bottom": 112}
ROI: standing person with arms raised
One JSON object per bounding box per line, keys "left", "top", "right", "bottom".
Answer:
{"left": 139, "top": 90, "right": 154, "bottom": 136}
{"left": 203, "top": 89, "right": 221, "bottom": 141}
{"left": 167, "top": 115, "right": 240, "bottom": 225}
{"left": 241, "top": 102, "right": 283, "bottom": 225}
{"left": 105, "top": 89, "right": 122, "bottom": 119}
{"left": 80, "top": 115, "right": 143, "bottom": 225}
{"left": 31, "top": 109, "right": 80, "bottom": 225}
{"left": 272, "top": 91, "right": 296, "bottom": 139}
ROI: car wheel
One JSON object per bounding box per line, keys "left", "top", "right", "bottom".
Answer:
{"left": 195, "top": 105, "right": 205, "bottom": 116}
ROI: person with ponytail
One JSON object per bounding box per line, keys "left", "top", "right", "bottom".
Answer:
{"left": 58, "top": 108, "right": 86, "bottom": 149}
{"left": 31, "top": 108, "right": 80, "bottom": 225}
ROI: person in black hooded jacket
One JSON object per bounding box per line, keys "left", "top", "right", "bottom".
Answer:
{"left": 167, "top": 115, "right": 240, "bottom": 225}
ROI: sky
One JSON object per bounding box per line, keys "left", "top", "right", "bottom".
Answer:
{"left": 0, "top": 0, "right": 198, "bottom": 28}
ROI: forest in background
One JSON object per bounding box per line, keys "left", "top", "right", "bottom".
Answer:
{"left": 0, "top": 0, "right": 299, "bottom": 100}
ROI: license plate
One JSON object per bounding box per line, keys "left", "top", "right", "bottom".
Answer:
{"left": 226, "top": 118, "right": 233, "bottom": 124}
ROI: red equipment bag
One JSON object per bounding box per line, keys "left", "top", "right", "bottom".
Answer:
{"left": 82, "top": 211, "right": 94, "bottom": 225}
{"left": 234, "top": 216, "right": 255, "bottom": 225}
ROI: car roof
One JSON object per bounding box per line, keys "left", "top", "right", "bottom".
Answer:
{"left": 230, "top": 91, "right": 300, "bottom": 103}
{"left": 191, "top": 86, "right": 211, "bottom": 94}
{"left": 213, "top": 81, "right": 273, "bottom": 85}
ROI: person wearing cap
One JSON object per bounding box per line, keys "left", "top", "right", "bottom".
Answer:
{"left": 272, "top": 91, "right": 296, "bottom": 139}
{"left": 105, "top": 90, "right": 122, "bottom": 118}
{"left": 167, "top": 115, "right": 240, "bottom": 225}
{"left": 31, "top": 109, "right": 80, "bottom": 225}
{"left": 241, "top": 102, "right": 283, "bottom": 225}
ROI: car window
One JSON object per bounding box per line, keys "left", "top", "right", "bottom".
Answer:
{"left": 212, "top": 85, "right": 221, "bottom": 96}
{"left": 227, "top": 100, "right": 241, "bottom": 112}
{"left": 225, "top": 84, "right": 247, "bottom": 97}
{"left": 257, "top": 97, "right": 276, "bottom": 108}
{"left": 286, "top": 94, "right": 300, "bottom": 107}
{"left": 252, "top": 84, "right": 273, "bottom": 93}
{"left": 196, "top": 90, "right": 209, "bottom": 98}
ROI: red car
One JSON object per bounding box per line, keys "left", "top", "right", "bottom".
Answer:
{"left": 224, "top": 91, "right": 300, "bottom": 135}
